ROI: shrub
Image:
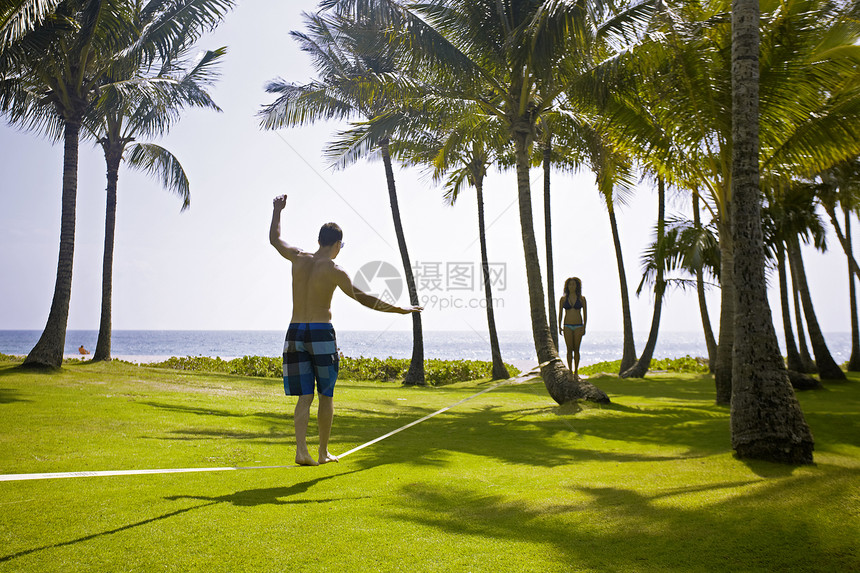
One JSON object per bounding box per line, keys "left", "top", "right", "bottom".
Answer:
{"left": 143, "top": 354, "right": 519, "bottom": 386}
{"left": 580, "top": 355, "right": 709, "bottom": 376}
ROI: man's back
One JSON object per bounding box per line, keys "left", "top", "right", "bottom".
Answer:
{"left": 290, "top": 252, "right": 340, "bottom": 323}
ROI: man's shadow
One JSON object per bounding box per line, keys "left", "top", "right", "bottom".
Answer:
{"left": 1, "top": 468, "right": 368, "bottom": 564}
{"left": 166, "top": 468, "right": 367, "bottom": 507}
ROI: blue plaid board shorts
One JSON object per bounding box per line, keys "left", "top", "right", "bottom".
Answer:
{"left": 283, "top": 323, "right": 339, "bottom": 397}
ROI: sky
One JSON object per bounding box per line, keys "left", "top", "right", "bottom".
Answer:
{"left": 0, "top": 0, "right": 856, "bottom": 343}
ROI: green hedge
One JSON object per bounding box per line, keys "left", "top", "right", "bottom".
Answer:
{"left": 141, "top": 355, "right": 519, "bottom": 386}
{"left": 580, "top": 355, "right": 709, "bottom": 375}
{"left": 339, "top": 356, "right": 519, "bottom": 385}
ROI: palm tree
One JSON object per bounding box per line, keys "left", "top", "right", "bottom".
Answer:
{"left": 543, "top": 110, "right": 640, "bottom": 373}
{"left": 621, "top": 176, "right": 666, "bottom": 378}
{"left": 606, "top": 0, "right": 860, "bottom": 403}
{"left": 259, "top": 9, "right": 425, "bottom": 384}
{"left": 817, "top": 158, "right": 860, "bottom": 370}
{"left": 0, "top": 0, "right": 233, "bottom": 369}
{"left": 729, "top": 0, "right": 813, "bottom": 464}
{"left": 538, "top": 122, "right": 558, "bottom": 351}
{"left": 762, "top": 186, "right": 825, "bottom": 375}
{"left": 395, "top": 113, "right": 512, "bottom": 379}
{"left": 767, "top": 181, "right": 844, "bottom": 380}
{"left": 87, "top": 45, "right": 227, "bottom": 361}
{"left": 775, "top": 241, "right": 805, "bottom": 373}
{"left": 690, "top": 191, "right": 718, "bottom": 370}
{"left": 0, "top": 0, "right": 135, "bottom": 368}
{"left": 376, "top": 0, "right": 657, "bottom": 404}
{"left": 845, "top": 206, "right": 860, "bottom": 371}
{"left": 787, "top": 235, "right": 846, "bottom": 380}
{"left": 792, "top": 271, "right": 817, "bottom": 372}
{"left": 638, "top": 194, "right": 720, "bottom": 371}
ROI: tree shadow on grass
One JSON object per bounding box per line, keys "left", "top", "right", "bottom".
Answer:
{"left": 0, "top": 468, "right": 366, "bottom": 565}
{"left": 136, "top": 382, "right": 732, "bottom": 467}
{"left": 0, "top": 501, "right": 219, "bottom": 565}
{"left": 0, "top": 388, "right": 29, "bottom": 404}
{"left": 139, "top": 375, "right": 856, "bottom": 470}
{"left": 384, "top": 467, "right": 860, "bottom": 572}
{"left": 0, "top": 364, "right": 50, "bottom": 377}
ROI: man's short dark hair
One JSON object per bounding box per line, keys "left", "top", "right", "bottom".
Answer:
{"left": 319, "top": 222, "right": 343, "bottom": 247}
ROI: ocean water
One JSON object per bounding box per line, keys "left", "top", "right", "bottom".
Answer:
{"left": 0, "top": 329, "right": 853, "bottom": 368}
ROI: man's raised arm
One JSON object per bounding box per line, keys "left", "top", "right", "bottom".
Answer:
{"left": 334, "top": 267, "right": 422, "bottom": 314}
{"left": 270, "top": 195, "right": 301, "bottom": 261}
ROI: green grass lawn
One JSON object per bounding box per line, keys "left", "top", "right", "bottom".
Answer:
{"left": 0, "top": 360, "right": 858, "bottom": 572}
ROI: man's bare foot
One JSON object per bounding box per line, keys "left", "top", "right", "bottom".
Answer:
{"left": 296, "top": 452, "right": 319, "bottom": 466}
{"left": 318, "top": 452, "right": 339, "bottom": 464}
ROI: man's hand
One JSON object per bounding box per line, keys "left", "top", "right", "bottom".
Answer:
{"left": 273, "top": 195, "right": 287, "bottom": 211}
{"left": 400, "top": 305, "right": 423, "bottom": 314}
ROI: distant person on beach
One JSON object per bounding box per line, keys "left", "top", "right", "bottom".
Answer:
{"left": 78, "top": 345, "right": 90, "bottom": 355}
{"left": 558, "top": 277, "right": 587, "bottom": 379}
{"left": 270, "top": 194, "right": 421, "bottom": 466}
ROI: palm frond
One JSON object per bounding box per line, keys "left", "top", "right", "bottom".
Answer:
{"left": 133, "top": 0, "right": 234, "bottom": 62}
{"left": 0, "top": 0, "right": 64, "bottom": 48}
{"left": 125, "top": 142, "right": 190, "bottom": 210}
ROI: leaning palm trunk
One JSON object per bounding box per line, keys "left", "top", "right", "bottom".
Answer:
{"left": 791, "top": 275, "right": 816, "bottom": 372}
{"left": 729, "top": 0, "right": 813, "bottom": 464}
{"left": 93, "top": 146, "right": 123, "bottom": 362}
{"left": 714, "top": 217, "right": 734, "bottom": 405}
{"left": 824, "top": 202, "right": 860, "bottom": 282}
{"left": 607, "top": 205, "right": 637, "bottom": 371}
{"left": 543, "top": 142, "right": 558, "bottom": 350}
{"left": 512, "top": 125, "right": 608, "bottom": 404}
{"left": 787, "top": 238, "right": 845, "bottom": 380}
{"left": 693, "top": 193, "right": 717, "bottom": 371}
{"left": 777, "top": 242, "right": 804, "bottom": 372}
{"left": 24, "top": 119, "right": 82, "bottom": 369}
{"left": 476, "top": 178, "right": 509, "bottom": 380}
{"left": 844, "top": 208, "right": 860, "bottom": 371}
{"left": 380, "top": 138, "right": 425, "bottom": 385}
{"left": 622, "top": 179, "right": 666, "bottom": 378}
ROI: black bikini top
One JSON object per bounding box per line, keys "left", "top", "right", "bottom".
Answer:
{"left": 562, "top": 295, "right": 582, "bottom": 311}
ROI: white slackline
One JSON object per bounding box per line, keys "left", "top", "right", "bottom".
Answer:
{"left": 0, "top": 465, "right": 295, "bottom": 482}
{"left": 0, "top": 366, "right": 544, "bottom": 483}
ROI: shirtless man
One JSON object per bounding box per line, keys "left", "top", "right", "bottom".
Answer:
{"left": 270, "top": 195, "right": 421, "bottom": 466}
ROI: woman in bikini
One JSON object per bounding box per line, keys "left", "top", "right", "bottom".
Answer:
{"left": 558, "top": 277, "right": 587, "bottom": 379}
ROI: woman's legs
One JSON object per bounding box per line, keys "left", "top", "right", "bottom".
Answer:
{"left": 572, "top": 328, "right": 585, "bottom": 378}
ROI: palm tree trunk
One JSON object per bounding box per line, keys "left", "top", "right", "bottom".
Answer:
{"left": 512, "top": 124, "right": 608, "bottom": 404}
{"left": 543, "top": 142, "right": 558, "bottom": 351}
{"left": 607, "top": 205, "right": 637, "bottom": 371}
{"left": 787, "top": 238, "right": 846, "bottom": 380}
{"left": 622, "top": 178, "right": 666, "bottom": 378}
{"left": 23, "top": 119, "right": 81, "bottom": 369}
{"left": 476, "top": 177, "right": 509, "bottom": 380}
{"left": 729, "top": 0, "right": 813, "bottom": 464}
{"left": 777, "top": 241, "right": 804, "bottom": 372}
{"left": 824, "top": 203, "right": 860, "bottom": 282}
{"left": 715, "top": 216, "right": 734, "bottom": 405}
{"left": 844, "top": 206, "right": 860, "bottom": 371}
{"left": 693, "top": 192, "right": 717, "bottom": 371}
{"left": 380, "top": 138, "right": 425, "bottom": 385}
{"left": 790, "top": 266, "right": 816, "bottom": 372}
{"left": 93, "top": 146, "right": 122, "bottom": 362}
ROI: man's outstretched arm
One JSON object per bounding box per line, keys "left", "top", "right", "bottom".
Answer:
{"left": 334, "top": 268, "right": 422, "bottom": 314}
{"left": 270, "top": 195, "right": 301, "bottom": 261}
